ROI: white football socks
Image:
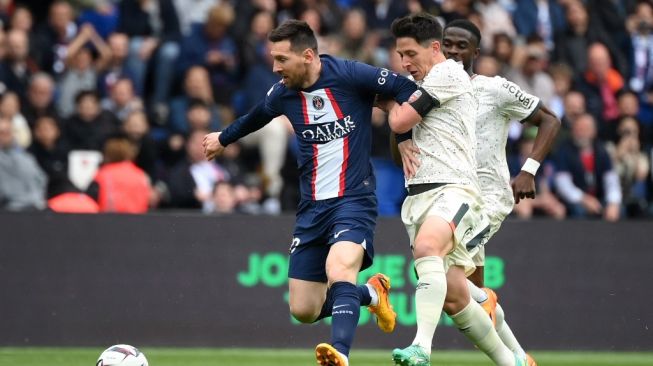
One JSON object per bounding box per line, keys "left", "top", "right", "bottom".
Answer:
{"left": 495, "top": 303, "right": 526, "bottom": 358}
{"left": 467, "top": 280, "right": 527, "bottom": 358}
{"left": 451, "top": 300, "right": 516, "bottom": 366}
{"left": 411, "top": 256, "right": 447, "bottom": 355}
{"left": 467, "top": 279, "right": 489, "bottom": 303}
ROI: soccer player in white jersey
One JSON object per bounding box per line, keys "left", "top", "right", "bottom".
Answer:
{"left": 397, "top": 19, "right": 561, "bottom": 365}
{"left": 378, "top": 14, "right": 533, "bottom": 366}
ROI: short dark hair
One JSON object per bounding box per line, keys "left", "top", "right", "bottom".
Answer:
{"left": 268, "top": 20, "right": 318, "bottom": 53}
{"left": 391, "top": 13, "right": 443, "bottom": 45}
{"left": 444, "top": 19, "right": 482, "bottom": 47}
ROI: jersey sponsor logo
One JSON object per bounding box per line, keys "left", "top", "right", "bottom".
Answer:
{"left": 298, "top": 115, "right": 356, "bottom": 143}
{"left": 312, "top": 96, "right": 325, "bottom": 110}
{"left": 377, "top": 68, "right": 392, "bottom": 85}
{"left": 501, "top": 81, "right": 535, "bottom": 109}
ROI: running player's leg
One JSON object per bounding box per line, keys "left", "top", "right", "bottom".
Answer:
{"left": 317, "top": 241, "right": 365, "bottom": 366}
{"left": 467, "top": 219, "right": 532, "bottom": 362}
{"left": 444, "top": 266, "right": 517, "bottom": 366}
{"left": 392, "top": 215, "right": 452, "bottom": 366}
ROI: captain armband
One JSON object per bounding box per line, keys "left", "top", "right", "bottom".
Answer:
{"left": 408, "top": 87, "right": 440, "bottom": 117}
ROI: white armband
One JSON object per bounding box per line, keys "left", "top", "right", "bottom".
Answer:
{"left": 521, "top": 158, "right": 540, "bottom": 176}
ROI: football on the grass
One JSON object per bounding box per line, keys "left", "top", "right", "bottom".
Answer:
{"left": 96, "top": 344, "right": 148, "bottom": 366}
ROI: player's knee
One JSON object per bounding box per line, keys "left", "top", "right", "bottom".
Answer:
{"left": 412, "top": 239, "right": 450, "bottom": 259}
{"left": 289, "top": 305, "right": 318, "bottom": 324}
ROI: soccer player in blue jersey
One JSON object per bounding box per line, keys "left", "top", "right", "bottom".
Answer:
{"left": 203, "top": 20, "right": 419, "bottom": 366}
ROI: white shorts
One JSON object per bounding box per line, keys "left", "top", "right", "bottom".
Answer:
{"left": 472, "top": 200, "right": 511, "bottom": 266}
{"left": 401, "top": 183, "right": 490, "bottom": 276}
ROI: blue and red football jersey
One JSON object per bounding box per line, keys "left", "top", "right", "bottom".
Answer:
{"left": 220, "top": 55, "right": 416, "bottom": 201}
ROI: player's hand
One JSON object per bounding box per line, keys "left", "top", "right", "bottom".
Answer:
{"left": 511, "top": 171, "right": 536, "bottom": 204}
{"left": 398, "top": 139, "right": 420, "bottom": 178}
{"left": 203, "top": 132, "right": 224, "bottom": 160}
{"left": 581, "top": 194, "right": 603, "bottom": 215}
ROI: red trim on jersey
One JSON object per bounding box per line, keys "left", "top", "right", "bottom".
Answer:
{"left": 300, "top": 91, "right": 317, "bottom": 199}
{"left": 325, "top": 88, "right": 344, "bottom": 119}
{"left": 298, "top": 91, "right": 310, "bottom": 125}
{"left": 311, "top": 145, "right": 318, "bottom": 200}
{"left": 338, "top": 136, "right": 350, "bottom": 197}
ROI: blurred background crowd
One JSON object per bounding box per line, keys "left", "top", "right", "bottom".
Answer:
{"left": 0, "top": 0, "right": 651, "bottom": 221}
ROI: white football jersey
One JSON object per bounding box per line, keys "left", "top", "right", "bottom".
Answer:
{"left": 472, "top": 75, "right": 540, "bottom": 217}
{"left": 409, "top": 59, "right": 479, "bottom": 187}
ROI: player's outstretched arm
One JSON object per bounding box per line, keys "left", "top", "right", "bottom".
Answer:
{"left": 205, "top": 101, "right": 281, "bottom": 160}
{"left": 511, "top": 105, "right": 561, "bottom": 203}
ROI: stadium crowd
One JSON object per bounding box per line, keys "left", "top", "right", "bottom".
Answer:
{"left": 0, "top": 0, "right": 651, "bottom": 221}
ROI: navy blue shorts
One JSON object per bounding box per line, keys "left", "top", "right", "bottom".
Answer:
{"left": 288, "top": 194, "right": 377, "bottom": 282}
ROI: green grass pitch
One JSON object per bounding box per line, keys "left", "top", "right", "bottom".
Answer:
{"left": 1, "top": 348, "right": 652, "bottom": 365}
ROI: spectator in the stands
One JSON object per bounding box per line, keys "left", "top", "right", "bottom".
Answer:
{"left": 28, "top": 115, "right": 70, "bottom": 199}
{"left": 169, "top": 66, "right": 221, "bottom": 134}
{"left": 208, "top": 180, "right": 237, "bottom": 215}
{"left": 56, "top": 23, "right": 112, "bottom": 119}
{"left": 334, "top": 8, "right": 377, "bottom": 65}
{"left": 513, "top": 0, "right": 566, "bottom": 51}
{"left": 165, "top": 128, "right": 227, "bottom": 210}
{"left": 98, "top": 32, "right": 139, "bottom": 98}
{"left": 0, "top": 116, "right": 47, "bottom": 211}
{"left": 0, "top": 92, "right": 31, "bottom": 148}
{"left": 90, "top": 134, "right": 152, "bottom": 213}
{"left": 626, "top": 0, "right": 653, "bottom": 125}
{"left": 606, "top": 116, "right": 650, "bottom": 217}
{"left": 491, "top": 32, "right": 518, "bottom": 78}
{"left": 575, "top": 42, "right": 625, "bottom": 137}
{"left": 241, "top": 10, "right": 276, "bottom": 72}
{"left": 0, "top": 29, "right": 39, "bottom": 101}
{"left": 549, "top": 62, "right": 574, "bottom": 118}
{"left": 22, "top": 72, "right": 58, "bottom": 127}
{"left": 118, "top": 0, "right": 182, "bottom": 124}
{"left": 32, "top": 1, "right": 78, "bottom": 75}
{"left": 63, "top": 90, "right": 120, "bottom": 151}
{"left": 121, "top": 110, "right": 158, "bottom": 182}
{"left": 554, "top": 0, "right": 628, "bottom": 77}
{"left": 101, "top": 77, "right": 144, "bottom": 123}
{"left": 554, "top": 113, "right": 622, "bottom": 221}
{"left": 178, "top": 2, "right": 237, "bottom": 108}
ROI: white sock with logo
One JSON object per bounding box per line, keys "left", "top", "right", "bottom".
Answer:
{"left": 451, "top": 300, "right": 516, "bottom": 366}
{"left": 495, "top": 303, "right": 526, "bottom": 358}
{"left": 467, "top": 280, "right": 488, "bottom": 303}
{"left": 411, "top": 256, "right": 446, "bottom": 355}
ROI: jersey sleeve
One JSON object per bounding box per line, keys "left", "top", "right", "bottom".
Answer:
{"left": 219, "top": 82, "right": 283, "bottom": 146}
{"left": 494, "top": 76, "right": 541, "bottom": 122}
{"left": 420, "top": 62, "right": 471, "bottom": 104}
{"left": 263, "top": 81, "right": 285, "bottom": 116}
{"left": 346, "top": 60, "right": 417, "bottom": 103}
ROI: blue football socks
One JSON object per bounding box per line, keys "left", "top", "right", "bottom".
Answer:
{"left": 330, "top": 281, "right": 361, "bottom": 356}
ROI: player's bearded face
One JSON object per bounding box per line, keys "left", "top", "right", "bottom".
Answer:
{"left": 270, "top": 40, "right": 310, "bottom": 89}
{"left": 395, "top": 37, "right": 437, "bottom": 81}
